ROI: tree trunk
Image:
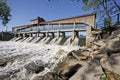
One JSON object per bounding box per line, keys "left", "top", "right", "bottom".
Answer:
{"left": 102, "top": 0, "right": 112, "bottom": 21}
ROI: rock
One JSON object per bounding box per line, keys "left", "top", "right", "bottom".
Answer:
{"left": 92, "top": 40, "right": 106, "bottom": 50}
{"left": 56, "top": 50, "right": 65, "bottom": 55}
{"left": 24, "top": 60, "right": 45, "bottom": 73}
{"left": 55, "top": 55, "right": 83, "bottom": 79}
{"left": 64, "top": 63, "right": 82, "bottom": 78}
{"left": 0, "top": 72, "right": 10, "bottom": 80}
{"left": 71, "top": 52, "right": 81, "bottom": 60}
{"left": 69, "top": 58, "right": 104, "bottom": 80}
{"left": 106, "top": 39, "right": 120, "bottom": 54}
{"left": 31, "top": 72, "right": 67, "bottom": 80}
{"left": 100, "top": 54, "right": 120, "bottom": 75}
{"left": 0, "top": 59, "right": 7, "bottom": 67}
{"left": 67, "top": 50, "right": 91, "bottom": 60}
{"left": 0, "top": 69, "right": 20, "bottom": 80}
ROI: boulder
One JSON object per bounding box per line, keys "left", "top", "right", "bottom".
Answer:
{"left": 0, "top": 59, "right": 7, "bottom": 67}
{"left": 31, "top": 72, "right": 67, "bottom": 80}
{"left": 0, "top": 69, "right": 20, "bottom": 80}
{"left": 106, "top": 38, "right": 120, "bottom": 54}
{"left": 100, "top": 54, "right": 120, "bottom": 75}
{"left": 0, "top": 72, "right": 10, "bottom": 80}
{"left": 64, "top": 63, "right": 82, "bottom": 78}
{"left": 69, "top": 58, "right": 104, "bottom": 80}
{"left": 24, "top": 60, "right": 45, "bottom": 73}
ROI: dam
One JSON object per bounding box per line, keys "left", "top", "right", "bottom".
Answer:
{"left": 11, "top": 13, "right": 96, "bottom": 46}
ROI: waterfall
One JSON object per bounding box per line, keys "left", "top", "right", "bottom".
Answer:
{"left": 55, "top": 37, "right": 63, "bottom": 45}
{"left": 39, "top": 37, "right": 47, "bottom": 43}
{"left": 10, "top": 36, "right": 80, "bottom": 46}
{"left": 33, "top": 37, "right": 41, "bottom": 43}
{"left": 71, "top": 37, "right": 80, "bottom": 46}
{"left": 30, "top": 37, "right": 38, "bottom": 43}
{"left": 49, "top": 38, "right": 57, "bottom": 44}
{"left": 0, "top": 41, "right": 80, "bottom": 80}
{"left": 44, "top": 37, "right": 51, "bottom": 44}
{"left": 23, "top": 37, "right": 32, "bottom": 42}
{"left": 64, "top": 37, "right": 72, "bottom": 45}
{"left": 17, "top": 37, "right": 27, "bottom": 42}
{"left": 13, "top": 37, "right": 22, "bottom": 42}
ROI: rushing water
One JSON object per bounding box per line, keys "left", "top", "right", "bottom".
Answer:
{"left": 0, "top": 41, "right": 79, "bottom": 80}
{"left": 64, "top": 37, "right": 72, "bottom": 45}
{"left": 49, "top": 38, "right": 57, "bottom": 44}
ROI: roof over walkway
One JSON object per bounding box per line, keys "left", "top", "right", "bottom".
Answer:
{"left": 12, "top": 12, "right": 96, "bottom": 31}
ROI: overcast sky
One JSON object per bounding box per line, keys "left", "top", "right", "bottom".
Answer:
{"left": 0, "top": 0, "right": 93, "bottom": 31}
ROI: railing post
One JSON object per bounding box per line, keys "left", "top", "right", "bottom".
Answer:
{"left": 43, "top": 26, "right": 45, "bottom": 31}
{"left": 73, "top": 22, "right": 76, "bottom": 30}
{"left": 59, "top": 23, "right": 61, "bottom": 30}
{"left": 52, "top": 25, "right": 53, "bottom": 30}
{"left": 48, "top": 23, "right": 50, "bottom": 31}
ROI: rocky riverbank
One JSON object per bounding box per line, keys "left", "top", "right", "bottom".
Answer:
{"left": 32, "top": 24, "right": 120, "bottom": 80}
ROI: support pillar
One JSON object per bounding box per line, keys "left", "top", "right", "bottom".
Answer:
{"left": 45, "top": 32, "right": 49, "bottom": 38}
{"left": 61, "top": 32, "right": 65, "bottom": 38}
{"left": 18, "top": 34, "right": 21, "bottom": 37}
{"left": 29, "top": 33, "right": 32, "bottom": 37}
{"left": 51, "top": 32, "right": 54, "bottom": 38}
{"left": 57, "top": 31, "right": 60, "bottom": 39}
{"left": 16, "top": 34, "right": 18, "bottom": 37}
{"left": 43, "top": 33, "right": 45, "bottom": 37}
{"left": 86, "top": 26, "right": 93, "bottom": 47}
{"left": 36, "top": 33, "right": 39, "bottom": 37}
{"left": 23, "top": 34, "right": 25, "bottom": 38}
{"left": 72, "top": 30, "right": 78, "bottom": 41}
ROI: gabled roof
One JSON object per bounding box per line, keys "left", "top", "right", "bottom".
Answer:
{"left": 12, "top": 12, "right": 96, "bottom": 30}
{"left": 40, "top": 12, "right": 96, "bottom": 25}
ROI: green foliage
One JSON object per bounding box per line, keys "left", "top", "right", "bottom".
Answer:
{"left": 82, "top": 0, "right": 99, "bottom": 10}
{"left": 104, "top": 18, "right": 111, "bottom": 27}
{"left": 0, "top": 0, "right": 11, "bottom": 26}
{"left": 102, "top": 18, "right": 112, "bottom": 34}
{"left": 100, "top": 77, "right": 108, "bottom": 80}
{"left": 82, "top": 0, "right": 120, "bottom": 23}
{"left": 100, "top": 74, "right": 108, "bottom": 80}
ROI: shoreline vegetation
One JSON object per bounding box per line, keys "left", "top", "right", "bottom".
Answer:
{"left": 0, "top": 32, "right": 14, "bottom": 41}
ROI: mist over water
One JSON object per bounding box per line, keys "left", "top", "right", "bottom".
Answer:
{"left": 0, "top": 41, "right": 79, "bottom": 80}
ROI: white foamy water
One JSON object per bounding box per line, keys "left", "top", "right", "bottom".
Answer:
{"left": 13, "top": 37, "right": 21, "bottom": 41}
{"left": 49, "top": 38, "right": 57, "bottom": 44}
{"left": 71, "top": 37, "right": 80, "bottom": 46}
{"left": 0, "top": 41, "right": 80, "bottom": 80}
{"left": 31, "top": 37, "right": 41, "bottom": 43}
{"left": 55, "top": 37, "right": 63, "bottom": 45}
{"left": 64, "top": 37, "right": 72, "bottom": 45}
{"left": 18, "top": 37, "right": 27, "bottom": 42}
{"left": 23, "top": 37, "right": 33, "bottom": 42}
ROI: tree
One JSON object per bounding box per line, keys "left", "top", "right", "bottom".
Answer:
{"left": 112, "top": 0, "right": 120, "bottom": 11}
{"left": 0, "top": 0, "right": 11, "bottom": 26}
{"left": 82, "top": 0, "right": 120, "bottom": 21}
{"left": 49, "top": 0, "right": 120, "bottom": 22}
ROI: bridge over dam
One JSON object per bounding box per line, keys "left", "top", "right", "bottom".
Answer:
{"left": 11, "top": 13, "right": 96, "bottom": 47}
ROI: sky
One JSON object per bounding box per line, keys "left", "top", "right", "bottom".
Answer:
{"left": 0, "top": 0, "right": 93, "bottom": 32}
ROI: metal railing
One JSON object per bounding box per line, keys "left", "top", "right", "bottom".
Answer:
{"left": 16, "top": 25, "right": 86, "bottom": 33}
